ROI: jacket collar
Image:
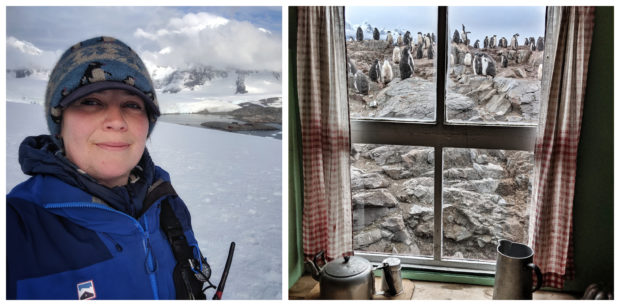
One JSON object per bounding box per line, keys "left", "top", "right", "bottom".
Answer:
{"left": 18, "top": 135, "right": 157, "bottom": 217}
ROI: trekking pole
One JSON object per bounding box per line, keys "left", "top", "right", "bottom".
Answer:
{"left": 212, "top": 241, "right": 235, "bottom": 300}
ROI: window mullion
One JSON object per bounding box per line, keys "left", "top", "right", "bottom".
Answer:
{"left": 433, "top": 6, "right": 448, "bottom": 262}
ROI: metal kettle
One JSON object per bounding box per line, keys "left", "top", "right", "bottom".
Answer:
{"left": 308, "top": 251, "right": 397, "bottom": 299}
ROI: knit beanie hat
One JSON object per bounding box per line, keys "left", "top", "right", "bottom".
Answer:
{"left": 45, "top": 36, "right": 160, "bottom": 147}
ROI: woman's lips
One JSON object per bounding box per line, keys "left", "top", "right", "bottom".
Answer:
{"left": 96, "top": 142, "right": 130, "bottom": 151}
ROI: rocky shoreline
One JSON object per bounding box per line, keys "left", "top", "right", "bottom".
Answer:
{"left": 198, "top": 97, "right": 282, "bottom": 132}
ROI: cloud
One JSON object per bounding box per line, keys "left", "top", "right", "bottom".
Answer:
{"left": 135, "top": 12, "right": 281, "bottom": 72}
{"left": 6, "top": 7, "right": 281, "bottom": 72}
{"left": 6, "top": 36, "right": 60, "bottom": 70}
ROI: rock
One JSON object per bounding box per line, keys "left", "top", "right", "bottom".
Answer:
{"left": 353, "top": 207, "right": 392, "bottom": 230}
{"left": 354, "top": 228, "right": 383, "bottom": 247}
{"left": 473, "top": 162, "right": 505, "bottom": 179}
{"left": 485, "top": 94, "right": 512, "bottom": 116}
{"left": 444, "top": 148, "right": 473, "bottom": 168}
{"left": 366, "top": 146, "right": 404, "bottom": 165}
{"left": 399, "top": 177, "right": 434, "bottom": 204}
{"left": 352, "top": 189, "right": 399, "bottom": 208}
{"left": 351, "top": 171, "right": 390, "bottom": 190}
{"left": 381, "top": 216, "right": 412, "bottom": 244}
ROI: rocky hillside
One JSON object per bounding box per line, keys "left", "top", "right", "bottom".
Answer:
{"left": 347, "top": 39, "right": 540, "bottom": 260}
{"left": 346, "top": 40, "right": 543, "bottom": 124}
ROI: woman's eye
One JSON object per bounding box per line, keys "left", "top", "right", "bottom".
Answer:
{"left": 80, "top": 99, "right": 101, "bottom": 106}
{"left": 124, "top": 102, "right": 143, "bottom": 110}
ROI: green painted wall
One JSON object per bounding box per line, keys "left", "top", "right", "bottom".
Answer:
{"left": 288, "top": 7, "right": 305, "bottom": 289}
{"left": 563, "top": 6, "right": 614, "bottom": 293}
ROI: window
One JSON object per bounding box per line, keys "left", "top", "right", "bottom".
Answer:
{"left": 346, "top": 6, "right": 546, "bottom": 273}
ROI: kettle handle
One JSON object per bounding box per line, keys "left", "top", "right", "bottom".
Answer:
{"left": 313, "top": 250, "right": 326, "bottom": 269}
{"left": 528, "top": 263, "right": 543, "bottom": 293}
{"left": 381, "top": 262, "right": 398, "bottom": 296}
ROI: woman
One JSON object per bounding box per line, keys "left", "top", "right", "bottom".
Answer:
{"left": 7, "top": 37, "right": 209, "bottom": 300}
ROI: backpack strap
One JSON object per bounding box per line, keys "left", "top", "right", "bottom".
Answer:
{"left": 146, "top": 180, "right": 207, "bottom": 300}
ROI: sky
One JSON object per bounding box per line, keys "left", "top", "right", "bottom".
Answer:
{"left": 345, "top": 6, "right": 546, "bottom": 45}
{"left": 6, "top": 102, "right": 282, "bottom": 300}
{"left": 6, "top": 6, "right": 282, "bottom": 71}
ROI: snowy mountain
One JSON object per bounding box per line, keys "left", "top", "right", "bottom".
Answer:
{"left": 6, "top": 65, "right": 282, "bottom": 115}
{"left": 345, "top": 20, "right": 407, "bottom": 41}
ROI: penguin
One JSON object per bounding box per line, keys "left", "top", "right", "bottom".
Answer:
{"left": 353, "top": 70, "right": 369, "bottom": 95}
{"left": 431, "top": 33, "right": 436, "bottom": 44}
{"left": 461, "top": 24, "right": 471, "bottom": 46}
{"left": 369, "top": 59, "right": 382, "bottom": 83}
{"left": 416, "top": 44, "right": 424, "bottom": 59}
{"left": 403, "top": 31, "right": 412, "bottom": 46}
{"left": 417, "top": 32, "right": 424, "bottom": 46}
{"left": 484, "top": 36, "right": 489, "bottom": 49}
{"left": 347, "top": 56, "right": 357, "bottom": 76}
{"left": 373, "top": 27, "right": 380, "bottom": 40}
{"left": 386, "top": 31, "right": 393, "bottom": 46}
{"left": 452, "top": 29, "right": 461, "bottom": 44}
{"left": 424, "top": 34, "right": 431, "bottom": 49}
{"left": 524, "top": 37, "right": 530, "bottom": 47}
{"left": 499, "top": 37, "right": 508, "bottom": 48}
{"left": 399, "top": 46, "right": 415, "bottom": 80}
{"left": 427, "top": 45, "right": 434, "bottom": 60}
{"left": 490, "top": 35, "right": 497, "bottom": 48}
{"left": 474, "top": 39, "right": 480, "bottom": 49}
{"left": 464, "top": 53, "right": 472, "bottom": 67}
{"left": 450, "top": 53, "right": 455, "bottom": 67}
{"left": 537, "top": 36, "right": 544, "bottom": 51}
{"left": 381, "top": 59, "right": 393, "bottom": 84}
{"left": 392, "top": 46, "right": 401, "bottom": 64}
{"left": 81, "top": 62, "right": 110, "bottom": 85}
{"left": 356, "top": 26, "right": 364, "bottom": 41}
{"left": 530, "top": 37, "right": 536, "bottom": 51}
{"left": 397, "top": 33, "right": 403, "bottom": 46}
{"left": 537, "top": 63, "right": 543, "bottom": 80}
{"left": 472, "top": 53, "right": 496, "bottom": 77}
{"left": 510, "top": 33, "right": 519, "bottom": 50}
{"left": 500, "top": 53, "right": 508, "bottom": 68}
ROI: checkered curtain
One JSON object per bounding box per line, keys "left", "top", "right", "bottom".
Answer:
{"left": 296, "top": 7, "right": 353, "bottom": 261}
{"left": 530, "top": 6, "right": 595, "bottom": 289}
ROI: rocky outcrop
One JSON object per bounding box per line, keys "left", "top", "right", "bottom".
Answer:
{"left": 351, "top": 145, "right": 534, "bottom": 260}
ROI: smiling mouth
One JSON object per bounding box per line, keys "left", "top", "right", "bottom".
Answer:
{"left": 96, "top": 142, "right": 130, "bottom": 151}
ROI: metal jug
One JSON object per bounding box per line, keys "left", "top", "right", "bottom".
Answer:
{"left": 493, "top": 240, "right": 543, "bottom": 299}
{"left": 379, "top": 257, "right": 403, "bottom": 296}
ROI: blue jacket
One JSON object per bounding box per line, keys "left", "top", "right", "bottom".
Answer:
{"left": 7, "top": 135, "right": 203, "bottom": 300}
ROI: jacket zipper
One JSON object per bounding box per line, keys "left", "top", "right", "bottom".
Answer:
{"left": 45, "top": 202, "right": 160, "bottom": 299}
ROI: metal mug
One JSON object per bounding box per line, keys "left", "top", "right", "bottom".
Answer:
{"left": 493, "top": 240, "right": 543, "bottom": 299}
{"left": 379, "top": 257, "right": 403, "bottom": 296}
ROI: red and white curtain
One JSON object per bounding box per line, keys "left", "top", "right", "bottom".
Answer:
{"left": 530, "top": 6, "right": 596, "bottom": 289}
{"left": 296, "top": 7, "right": 353, "bottom": 261}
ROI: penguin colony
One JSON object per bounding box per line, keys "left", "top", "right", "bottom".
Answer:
{"left": 347, "top": 24, "right": 543, "bottom": 96}
{"left": 347, "top": 26, "right": 439, "bottom": 96}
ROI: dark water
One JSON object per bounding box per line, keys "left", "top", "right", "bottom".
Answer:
{"left": 159, "top": 113, "right": 282, "bottom": 140}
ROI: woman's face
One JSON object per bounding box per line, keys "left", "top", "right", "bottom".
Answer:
{"left": 61, "top": 89, "right": 149, "bottom": 188}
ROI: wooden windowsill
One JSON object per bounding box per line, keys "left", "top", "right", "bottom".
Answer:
{"left": 289, "top": 274, "right": 579, "bottom": 300}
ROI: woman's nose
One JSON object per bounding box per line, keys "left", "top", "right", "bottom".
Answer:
{"left": 104, "top": 106, "right": 128, "bottom": 131}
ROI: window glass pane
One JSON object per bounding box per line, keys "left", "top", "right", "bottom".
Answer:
{"left": 345, "top": 7, "right": 437, "bottom": 122}
{"left": 442, "top": 148, "right": 534, "bottom": 262}
{"left": 446, "top": 7, "right": 546, "bottom": 126}
{"left": 352, "top": 144, "right": 434, "bottom": 257}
